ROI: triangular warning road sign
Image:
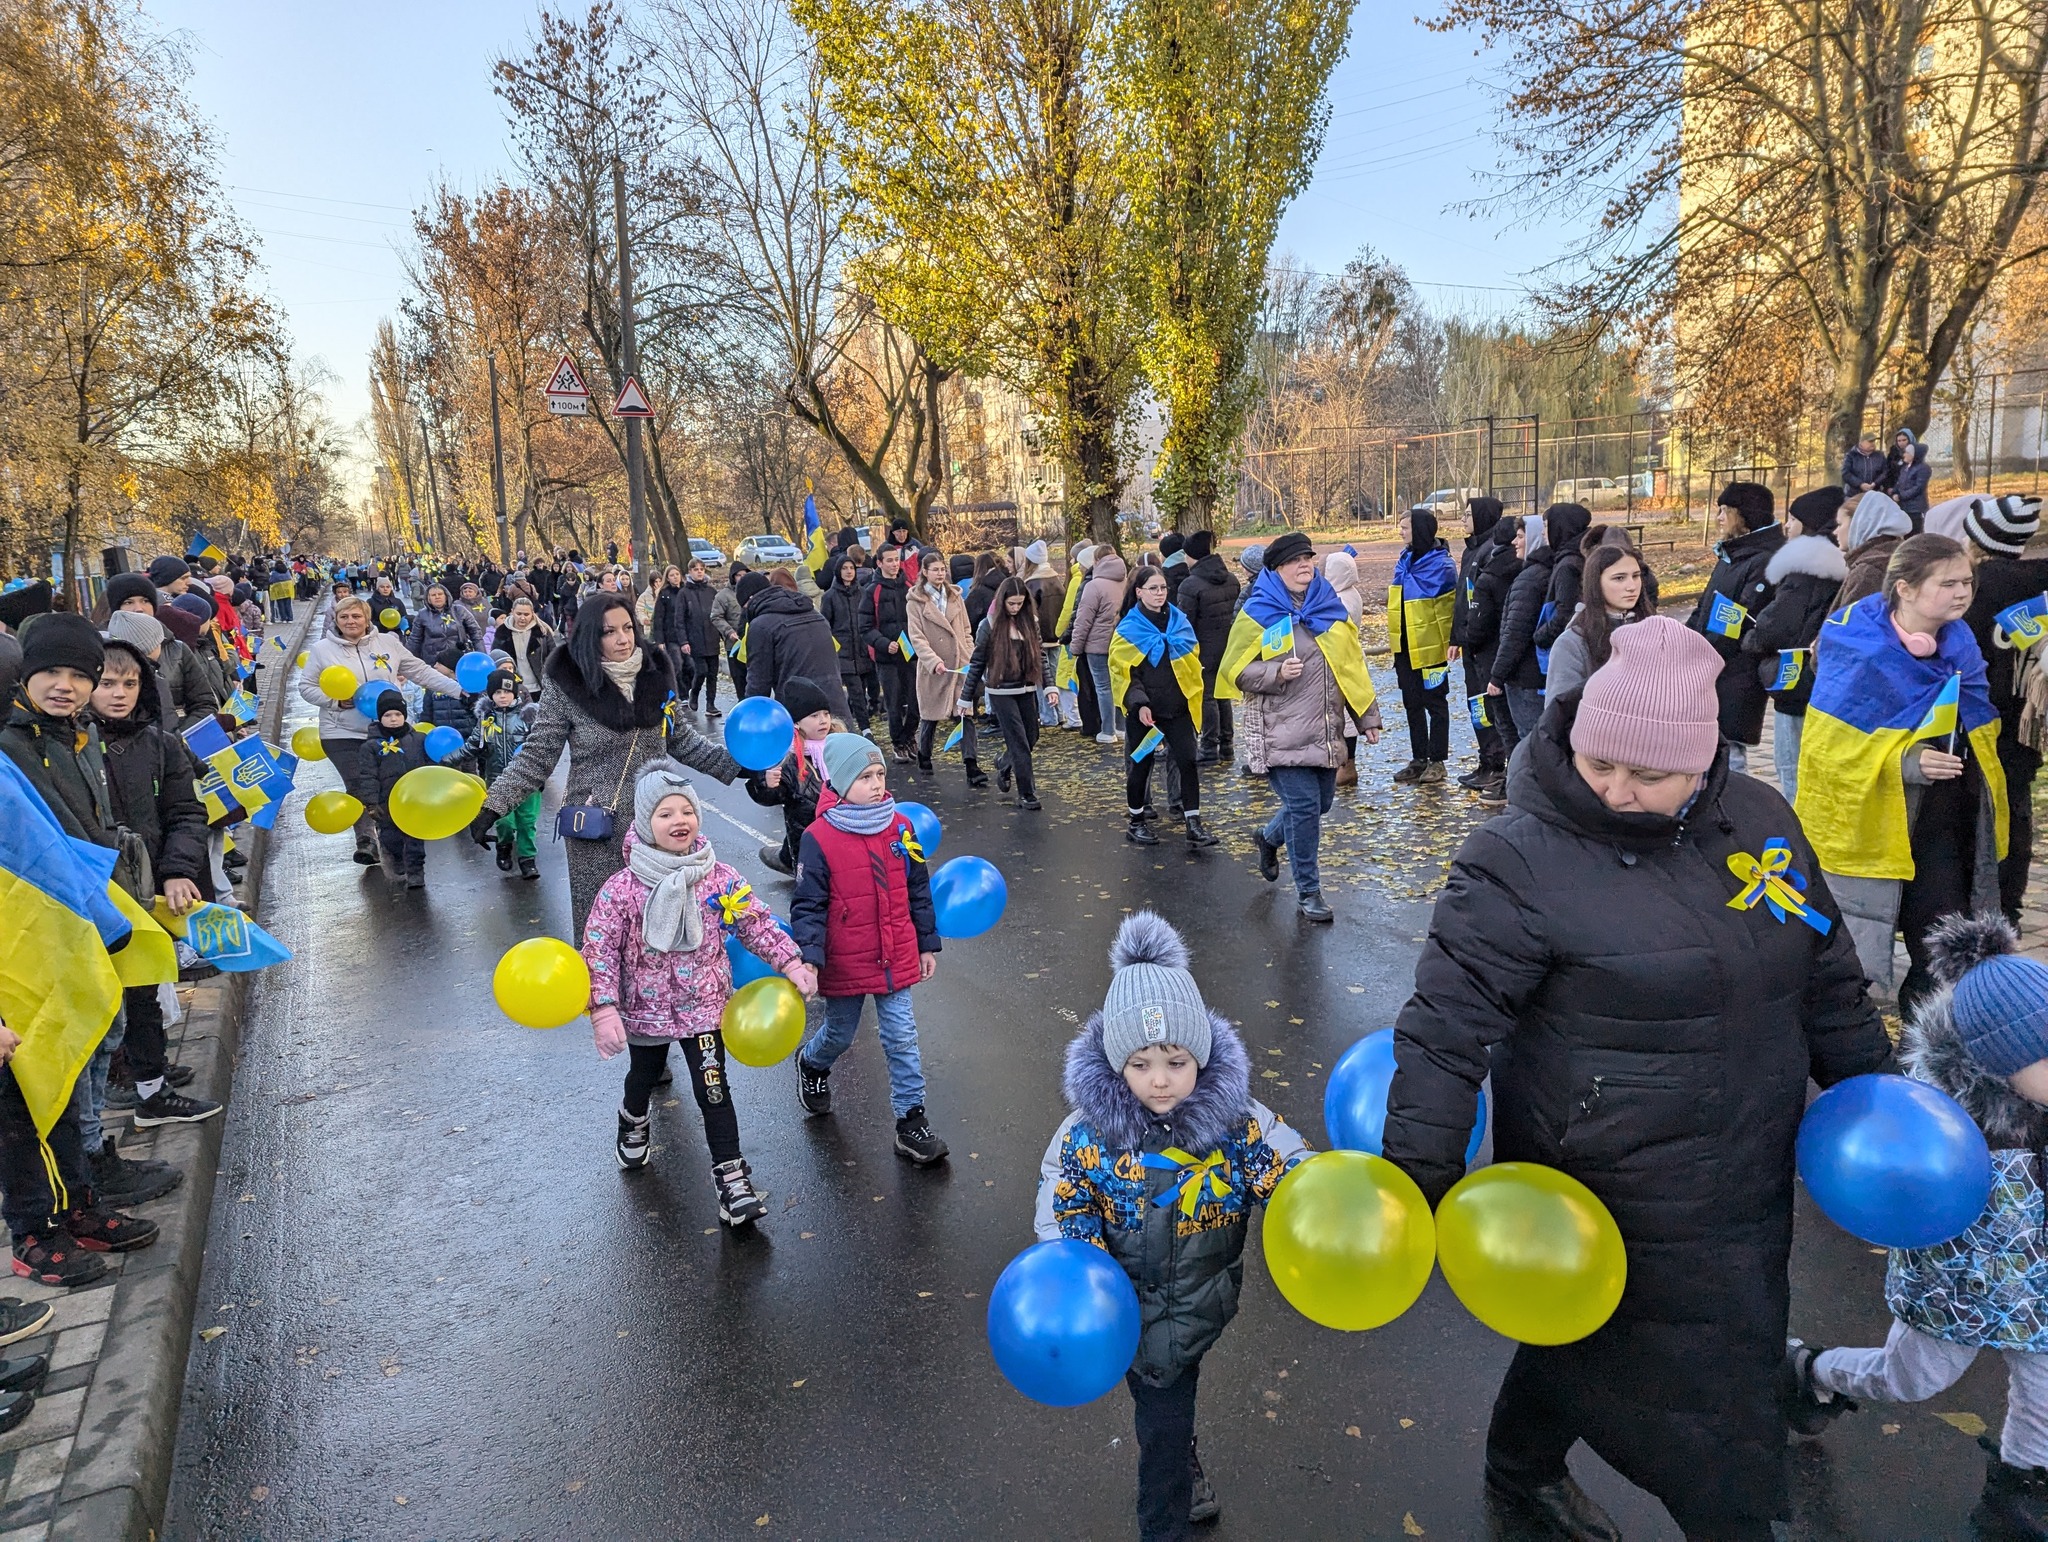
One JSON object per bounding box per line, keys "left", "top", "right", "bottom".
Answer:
{"left": 543, "top": 355, "right": 589, "bottom": 397}
{"left": 613, "top": 376, "right": 655, "bottom": 418}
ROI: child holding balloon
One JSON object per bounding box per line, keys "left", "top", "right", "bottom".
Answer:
{"left": 743, "top": 675, "right": 837, "bottom": 876}
{"left": 1784, "top": 913, "right": 2048, "bottom": 1538}
{"left": 358, "top": 691, "right": 432, "bottom": 890}
{"left": 1031, "top": 911, "right": 1309, "bottom": 1539}
{"left": 464, "top": 670, "right": 538, "bottom": 880}
{"left": 581, "top": 759, "right": 816, "bottom": 1225}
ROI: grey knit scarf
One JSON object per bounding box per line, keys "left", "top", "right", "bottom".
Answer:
{"left": 625, "top": 836, "right": 718, "bottom": 953}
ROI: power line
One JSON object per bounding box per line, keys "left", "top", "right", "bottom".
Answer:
{"left": 230, "top": 183, "right": 413, "bottom": 213}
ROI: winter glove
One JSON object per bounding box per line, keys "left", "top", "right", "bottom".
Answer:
{"left": 591, "top": 1004, "right": 627, "bottom": 1059}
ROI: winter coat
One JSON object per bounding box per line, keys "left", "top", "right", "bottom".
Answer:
{"left": 1687, "top": 521, "right": 1786, "bottom": 744}
{"left": 366, "top": 585, "right": 408, "bottom": 634}
{"left": 1174, "top": 554, "right": 1241, "bottom": 673}
{"left": 746, "top": 741, "right": 828, "bottom": 857}
{"left": 580, "top": 833, "right": 799, "bottom": 1041}
{"left": 0, "top": 701, "right": 115, "bottom": 847}
{"left": 961, "top": 615, "right": 1045, "bottom": 699}
{"left": 154, "top": 631, "right": 224, "bottom": 730}
{"left": 791, "top": 808, "right": 940, "bottom": 997}
{"left": 710, "top": 583, "right": 745, "bottom": 648}
{"left": 1069, "top": 555, "right": 1129, "bottom": 655}
{"left": 1533, "top": 506, "right": 1593, "bottom": 653}
{"left": 1837, "top": 535, "right": 1904, "bottom": 612}
{"left": 653, "top": 580, "right": 716, "bottom": 657}
{"left": 1234, "top": 627, "right": 1380, "bottom": 772}
{"left": 818, "top": 576, "right": 875, "bottom": 678}
{"left": 965, "top": 570, "right": 1004, "bottom": 636}
{"left": 1842, "top": 445, "right": 1889, "bottom": 493}
{"left": 1893, "top": 453, "right": 1931, "bottom": 517}
{"left": 411, "top": 600, "right": 483, "bottom": 664}
{"left": 1741, "top": 535, "right": 1849, "bottom": 715}
{"left": 463, "top": 698, "right": 532, "bottom": 782}
{"left": 95, "top": 658, "right": 208, "bottom": 889}
{"left": 861, "top": 573, "right": 912, "bottom": 666}
{"left": 1452, "top": 500, "right": 1505, "bottom": 647}
{"left": 297, "top": 631, "right": 462, "bottom": 743}
{"left": 1965, "top": 555, "right": 2048, "bottom": 777}
{"left": 1540, "top": 611, "right": 1640, "bottom": 703}
{"left": 422, "top": 681, "right": 473, "bottom": 731}
{"left": 490, "top": 620, "right": 558, "bottom": 699}
{"left": 357, "top": 720, "right": 433, "bottom": 814}
{"left": 1462, "top": 536, "right": 1521, "bottom": 685}
{"left": 1491, "top": 545, "right": 1554, "bottom": 691}
{"left": 744, "top": 587, "right": 852, "bottom": 724}
{"left": 905, "top": 582, "right": 973, "bottom": 721}
{"left": 1034, "top": 1012, "right": 1308, "bottom": 1384}
{"left": 1383, "top": 696, "right": 1888, "bottom": 1526}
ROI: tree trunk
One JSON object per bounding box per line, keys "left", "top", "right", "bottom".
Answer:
{"left": 61, "top": 466, "right": 82, "bottom": 611}
{"left": 1181, "top": 488, "right": 1215, "bottom": 535}
{"left": 1823, "top": 331, "right": 1883, "bottom": 477}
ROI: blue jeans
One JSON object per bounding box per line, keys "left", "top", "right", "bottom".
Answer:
{"left": 1773, "top": 711, "right": 1802, "bottom": 803}
{"left": 1083, "top": 652, "right": 1120, "bottom": 733}
{"left": 802, "top": 989, "right": 927, "bottom": 1117}
{"left": 76, "top": 1004, "right": 128, "bottom": 1156}
{"left": 1262, "top": 766, "right": 1337, "bottom": 898}
{"left": 1505, "top": 685, "right": 1545, "bottom": 740}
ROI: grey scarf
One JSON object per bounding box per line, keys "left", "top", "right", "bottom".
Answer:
{"left": 624, "top": 836, "right": 718, "bottom": 953}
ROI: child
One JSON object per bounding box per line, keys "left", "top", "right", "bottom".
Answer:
{"left": 1783, "top": 913, "right": 2048, "bottom": 1538}
{"left": 465, "top": 670, "right": 539, "bottom": 880}
{"left": 425, "top": 646, "right": 473, "bottom": 729}
{"left": 357, "top": 690, "right": 431, "bottom": 889}
{"left": 744, "top": 675, "right": 835, "bottom": 875}
{"left": 789, "top": 733, "right": 948, "bottom": 1164}
{"left": 580, "top": 761, "right": 816, "bottom": 1223}
{"left": 1033, "top": 912, "right": 1308, "bottom": 1540}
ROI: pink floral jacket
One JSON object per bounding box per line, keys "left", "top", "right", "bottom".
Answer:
{"left": 580, "top": 833, "right": 799, "bottom": 1040}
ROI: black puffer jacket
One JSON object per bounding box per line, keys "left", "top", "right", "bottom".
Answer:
{"left": 1462, "top": 531, "right": 1522, "bottom": 683}
{"left": 1383, "top": 697, "right": 1887, "bottom": 1528}
{"left": 745, "top": 587, "right": 851, "bottom": 723}
{"left": 818, "top": 575, "right": 875, "bottom": 677}
{"left": 965, "top": 569, "right": 1004, "bottom": 635}
{"left": 1174, "top": 554, "right": 1241, "bottom": 672}
{"left": 1490, "top": 542, "right": 1554, "bottom": 691}
{"left": 358, "top": 720, "right": 433, "bottom": 813}
{"left": 1687, "top": 521, "right": 1786, "bottom": 743}
{"left": 0, "top": 700, "right": 114, "bottom": 847}
{"left": 1965, "top": 554, "right": 2048, "bottom": 777}
{"left": 1451, "top": 498, "right": 1504, "bottom": 647}
{"left": 653, "top": 579, "right": 716, "bottom": 656}
{"left": 861, "top": 573, "right": 912, "bottom": 665}
{"left": 96, "top": 648, "right": 209, "bottom": 888}
{"left": 1741, "top": 534, "right": 1848, "bottom": 715}
{"left": 1532, "top": 503, "right": 1592, "bottom": 651}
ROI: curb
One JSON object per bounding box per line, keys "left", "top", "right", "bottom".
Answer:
{"left": 48, "top": 602, "right": 321, "bottom": 1541}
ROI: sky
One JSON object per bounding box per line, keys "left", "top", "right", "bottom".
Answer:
{"left": 147, "top": 0, "right": 1578, "bottom": 495}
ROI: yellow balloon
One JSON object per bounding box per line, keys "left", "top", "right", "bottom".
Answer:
{"left": 379, "top": 608, "right": 401, "bottom": 628}
{"left": 492, "top": 937, "right": 590, "bottom": 1029}
{"left": 388, "top": 766, "right": 485, "bottom": 840}
{"left": 296, "top": 652, "right": 308, "bottom": 668}
{"left": 720, "top": 977, "right": 807, "bottom": 1067}
{"left": 290, "top": 725, "right": 326, "bottom": 760}
{"left": 317, "top": 664, "right": 357, "bottom": 702}
{"left": 1263, "top": 1151, "right": 1436, "bottom": 1331}
{"left": 1434, "top": 1163, "right": 1627, "bottom": 1346}
{"left": 303, "top": 790, "right": 363, "bottom": 834}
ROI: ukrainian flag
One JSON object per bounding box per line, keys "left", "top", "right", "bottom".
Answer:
{"left": 1216, "top": 570, "right": 1377, "bottom": 718}
{"left": 186, "top": 530, "right": 225, "bottom": 566}
{"left": 1795, "top": 594, "right": 2005, "bottom": 880}
{"left": 1706, "top": 592, "right": 1749, "bottom": 640}
{"left": 804, "top": 491, "right": 829, "bottom": 574}
{"left": 1996, "top": 590, "right": 2048, "bottom": 650}
{"left": 1770, "top": 650, "right": 1805, "bottom": 692}
{"left": 1109, "top": 605, "right": 1205, "bottom": 721}
{"left": 1388, "top": 544, "right": 1457, "bottom": 668}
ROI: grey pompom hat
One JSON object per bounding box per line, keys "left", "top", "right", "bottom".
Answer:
{"left": 1099, "top": 911, "right": 1213, "bottom": 1069}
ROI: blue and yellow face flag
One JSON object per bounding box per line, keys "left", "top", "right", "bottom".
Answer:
{"left": 1996, "top": 591, "right": 2048, "bottom": 650}
{"left": 1706, "top": 592, "right": 1749, "bottom": 640}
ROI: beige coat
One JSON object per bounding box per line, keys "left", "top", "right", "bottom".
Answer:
{"left": 906, "top": 580, "right": 973, "bottom": 720}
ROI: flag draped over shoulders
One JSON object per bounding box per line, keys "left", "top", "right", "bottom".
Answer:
{"left": 1109, "top": 605, "right": 1204, "bottom": 718}
{"left": 1216, "top": 566, "right": 1376, "bottom": 715}
{"left": 1795, "top": 593, "right": 2005, "bottom": 881}
{"left": 1388, "top": 544, "right": 1457, "bottom": 668}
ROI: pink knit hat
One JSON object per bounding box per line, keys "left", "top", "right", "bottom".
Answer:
{"left": 1569, "top": 616, "right": 1722, "bottom": 774}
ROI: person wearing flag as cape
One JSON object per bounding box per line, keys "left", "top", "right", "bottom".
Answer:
{"left": 1796, "top": 534, "right": 2007, "bottom": 1010}
{"left": 1110, "top": 563, "right": 1216, "bottom": 848}
{"left": 1386, "top": 508, "right": 1459, "bottom": 786}
{"left": 1215, "top": 533, "right": 1381, "bottom": 922}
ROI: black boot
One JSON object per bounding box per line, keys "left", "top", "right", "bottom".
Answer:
{"left": 1975, "top": 1437, "right": 2048, "bottom": 1541}
{"left": 1482, "top": 1466, "right": 1620, "bottom": 1542}
{"left": 1126, "top": 812, "right": 1158, "bottom": 846}
{"left": 996, "top": 761, "right": 1013, "bottom": 793}
{"left": 1185, "top": 812, "right": 1219, "bottom": 848}
{"left": 964, "top": 757, "right": 989, "bottom": 788}
{"left": 496, "top": 842, "right": 514, "bottom": 873}
{"left": 518, "top": 856, "right": 539, "bottom": 880}
{"left": 1255, "top": 832, "right": 1280, "bottom": 882}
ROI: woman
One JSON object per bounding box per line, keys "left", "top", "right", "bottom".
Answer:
{"left": 649, "top": 564, "right": 689, "bottom": 695}
{"left": 713, "top": 564, "right": 748, "bottom": 703}
{"left": 1110, "top": 564, "right": 1214, "bottom": 847}
{"left": 1459, "top": 520, "right": 1524, "bottom": 800}
{"left": 489, "top": 595, "right": 558, "bottom": 701}
{"left": 905, "top": 554, "right": 982, "bottom": 783}
{"left": 1796, "top": 534, "right": 2007, "bottom": 1009}
{"left": 1055, "top": 542, "right": 1097, "bottom": 734}
{"left": 412, "top": 581, "right": 482, "bottom": 664}
{"left": 818, "top": 551, "right": 875, "bottom": 732}
{"left": 1490, "top": 516, "right": 1554, "bottom": 745}
{"left": 478, "top": 593, "right": 742, "bottom": 938}
{"left": 960, "top": 577, "right": 1053, "bottom": 810}
{"left": 965, "top": 552, "right": 1005, "bottom": 635}
{"left": 1215, "top": 532, "right": 1381, "bottom": 923}
{"left": 1386, "top": 509, "right": 1458, "bottom": 786}
{"left": 744, "top": 569, "right": 850, "bottom": 726}
{"left": 1893, "top": 435, "right": 1931, "bottom": 526}
{"left": 1739, "top": 487, "right": 1848, "bottom": 803}
{"left": 1542, "top": 541, "right": 1652, "bottom": 702}
{"left": 1383, "top": 615, "right": 1888, "bottom": 1542}
{"left": 1069, "top": 548, "right": 1130, "bottom": 742}
{"left": 367, "top": 574, "right": 408, "bottom": 636}
{"left": 1835, "top": 491, "right": 1913, "bottom": 609}
{"left": 297, "top": 595, "right": 464, "bottom": 866}
{"left": 1321, "top": 551, "right": 1367, "bottom": 788}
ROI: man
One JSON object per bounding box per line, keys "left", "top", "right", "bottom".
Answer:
{"left": 1686, "top": 481, "right": 1784, "bottom": 775}
{"left": 819, "top": 550, "right": 877, "bottom": 732}
{"left": 1841, "top": 431, "right": 1888, "bottom": 497}
{"left": 863, "top": 546, "right": 919, "bottom": 760}
{"left": 883, "top": 517, "right": 922, "bottom": 584}
{"left": 146, "top": 555, "right": 197, "bottom": 599}
{"left": 1960, "top": 494, "right": 2048, "bottom": 921}
{"left": 1452, "top": 497, "right": 1506, "bottom": 788}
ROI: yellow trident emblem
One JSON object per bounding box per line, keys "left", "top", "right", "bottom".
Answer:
{"left": 1141, "top": 1147, "right": 1232, "bottom": 1216}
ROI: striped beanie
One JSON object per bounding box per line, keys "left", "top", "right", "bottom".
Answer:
{"left": 1964, "top": 495, "right": 2042, "bottom": 558}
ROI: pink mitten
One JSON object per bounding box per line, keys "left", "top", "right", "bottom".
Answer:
{"left": 591, "top": 1004, "right": 627, "bottom": 1059}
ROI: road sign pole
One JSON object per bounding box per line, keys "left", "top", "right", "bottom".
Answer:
{"left": 614, "top": 157, "right": 649, "bottom": 587}
{"left": 488, "top": 352, "right": 512, "bottom": 568}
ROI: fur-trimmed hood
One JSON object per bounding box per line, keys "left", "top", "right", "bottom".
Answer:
{"left": 1765, "top": 533, "right": 1848, "bottom": 585}
{"left": 543, "top": 640, "right": 676, "bottom": 732}
{"left": 1062, "top": 1012, "right": 1251, "bottom": 1155}
{"left": 1902, "top": 913, "right": 2048, "bottom": 1151}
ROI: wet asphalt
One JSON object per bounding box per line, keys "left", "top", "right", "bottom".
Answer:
{"left": 165, "top": 640, "right": 2006, "bottom": 1541}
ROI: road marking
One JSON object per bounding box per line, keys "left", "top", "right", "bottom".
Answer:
{"left": 699, "top": 795, "right": 776, "bottom": 845}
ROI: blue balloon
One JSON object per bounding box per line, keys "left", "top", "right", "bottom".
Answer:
{"left": 723, "top": 697, "right": 796, "bottom": 771}
{"left": 723, "top": 918, "right": 792, "bottom": 988}
{"left": 423, "top": 725, "right": 465, "bottom": 764}
{"left": 1324, "top": 1028, "right": 1486, "bottom": 1166}
{"left": 931, "top": 856, "right": 1006, "bottom": 939}
{"left": 454, "top": 650, "right": 495, "bottom": 693}
{"left": 354, "top": 681, "right": 390, "bottom": 720}
{"left": 987, "top": 1240, "right": 1140, "bottom": 1406}
{"left": 899, "top": 800, "right": 943, "bottom": 858}
{"left": 1797, "top": 1073, "right": 1993, "bottom": 1248}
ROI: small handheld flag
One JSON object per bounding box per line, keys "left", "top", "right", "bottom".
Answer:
{"left": 1706, "top": 593, "right": 1749, "bottom": 640}
{"left": 1130, "top": 727, "right": 1165, "bottom": 761}
{"left": 1258, "top": 619, "right": 1294, "bottom": 659}
{"left": 942, "top": 723, "right": 964, "bottom": 753}
{"left": 898, "top": 630, "right": 916, "bottom": 660}
{"left": 1468, "top": 695, "right": 1490, "bottom": 731}
{"left": 1916, "top": 671, "right": 1962, "bottom": 743}
{"left": 1770, "top": 651, "right": 1805, "bottom": 693}
{"left": 1996, "top": 591, "right": 2048, "bottom": 651}
{"left": 1420, "top": 666, "right": 1449, "bottom": 690}
{"left": 224, "top": 688, "right": 259, "bottom": 724}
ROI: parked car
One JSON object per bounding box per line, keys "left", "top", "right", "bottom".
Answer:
{"left": 1550, "top": 477, "right": 1631, "bottom": 510}
{"left": 734, "top": 533, "right": 804, "bottom": 567}
{"left": 1415, "top": 487, "right": 1483, "bottom": 518}
{"left": 688, "top": 537, "right": 727, "bottom": 571}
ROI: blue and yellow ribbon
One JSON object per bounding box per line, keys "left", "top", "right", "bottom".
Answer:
{"left": 715, "top": 882, "right": 756, "bottom": 925}
{"left": 1141, "top": 1147, "right": 1232, "bottom": 1217}
{"left": 1726, "top": 837, "right": 1831, "bottom": 935}
{"left": 895, "top": 830, "right": 926, "bottom": 864}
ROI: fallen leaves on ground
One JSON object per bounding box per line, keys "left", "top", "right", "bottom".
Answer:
{"left": 199, "top": 1326, "right": 226, "bottom": 1342}
{"left": 1403, "top": 1514, "right": 1425, "bottom": 1536}
{"left": 1344, "top": 1425, "right": 1361, "bottom": 1438}
{"left": 1937, "top": 1411, "right": 1988, "bottom": 1436}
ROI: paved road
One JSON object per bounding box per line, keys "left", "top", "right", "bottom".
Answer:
{"left": 167, "top": 654, "right": 2005, "bottom": 1540}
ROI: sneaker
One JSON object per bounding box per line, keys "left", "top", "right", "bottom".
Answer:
{"left": 89, "top": 1144, "right": 182, "bottom": 1206}
{"left": 1017, "top": 796, "right": 1042, "bottom": 811}
{"left": 518, "top": 857, "right": 539, "bottom": 881}
{"left": 1419, "top": 759, "right": 1447, "bottom": 785}
{"left": 796, "top": 1056, "right": 831, "bottom": 1117}
{"left": 165, "top": 1063, "right": 197, "bottom": 1088}
{"left": 1477, "top": 775, "right": 1508, "bottom": 808}
{"left": 616, "top": 1111, "right": 650, "bottom": 1171}
{"left": 132, "top": 1088, "right": 223, "bottom": 1128}
{"left": 1095, "top": 732, "right": 1119, "bottom": 745}
{"left": 759, "top": 843, "right": 794, "bottom": 876}
{"left": 1780, "top": 1339, "right": 1858, "bottom": 1436}
{"left": 705, "top": 704, "right": 722, "bottom": 719}
{"left": 894, "top": 1107, "right": 949, "bottom": 1165}
{"left": 405, "top": 875, "right": 426, "bottom": 891}
{"left": 890, "top": 744, "right": 914, "bottom": 765}
{"left": 1457, "top": 766, "right": 1493, "bottom": 790}
{"left": 964, "top": 758, "right": 989, "bottom": 788}
{"left": 64, "top": 1206, "right": 158, "bottom": 1253}
{"left": 1975, "top": 1435, "right": 2048, "bottom": 1540}
{"left": 11, "top": 1231, "right": 106, "bottom": 1287}
{"left": 1391, "top": 758, "right": 1427, "bottom": 784}
{"left": 0, "top": 1298, "right": 54, "bottom": 1347}
{"left": 496, "top": 842, "right": 514, "bottom": 873}
{"left": 0, "top": 1354, "right": 48, "bottom": 1396}
{"left": 713, "top": 1159, "right": 767, "bottom": 1227}
{"left": 1189, "top": 1438, "right": 1220, "bottom": 1524}
{"left": 352, "top": 843, "right": 380, "bottom": 867}
{"left": 0, "top": 1390, "right": 32, "bottom": 1436}
{"left": 104, "top": 1080, "right": 139, "bottom": 1112}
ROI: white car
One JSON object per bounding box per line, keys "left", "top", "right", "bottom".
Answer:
{"left": 688, "top": 537, "right": 726, "bottom": 571}
{"left": 734, "top": 534, "right": 804, "bottom": 567}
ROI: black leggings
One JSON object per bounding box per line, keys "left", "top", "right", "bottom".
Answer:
{"left": 1127, "top": 712, "right": 1199, "bottom": 814}
{"left": 1899, "top": 773, "right": 1978, "bottom": 1015}
{"left": 623, "top": 1036, "right": 741, "bottom": 1164}
{"left": 1394, "top": 654, "right": 1450, "bottom": 763}
{"left": 988, "top": 692, "right": 1041, "bottom": 799}
{"left": 121, "top": 984, "right": 168, "bottom": 1082}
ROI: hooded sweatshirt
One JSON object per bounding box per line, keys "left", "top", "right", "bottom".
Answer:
{"left": 1835, "top": 493, "right": 1913, "bottom": 610}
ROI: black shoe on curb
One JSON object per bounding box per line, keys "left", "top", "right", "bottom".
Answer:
{"left": 1482, "top": 1466, "right": 1620, "bottom": 1542}
{"left": 0, "top": 1354, "right": 48, "bottom": 1396}
{"left": 796, "top": 1057, "right": 831, "bottom": 1117}
{"left": 1126, "top": 814, "right": 1158, "bottom": 846}
{"left": 496, "top": 842, "right": 515, "bottom": 872}
{"left": 1185, "top": 813, "right": 1219, "bottom": 848}
{"left": 759, "top": 844, "right": 794, "bottom": 876}
{"left": 164, "top": 1062, "right": 196, "bottom": 1088}
{"left": 519, "top": 857, "right": 539, "bottom": 880}
{"left": 1189, "top": 1438, "right": 1220, "bottom": 1524}
{"left": 0, "top": 1390, "right": 33, "bottom": 1436}
{"left": 133, "top": 1088, "right": 223, "bottom": 1128}
{"left": 1298, "top": 892, "right": 1334, "bottom": 923}
{"left": 89, "top": 1145, "right": 182, "bottom": 1207}
{"left": 713, "top": 1159, "right": 767, "bottom": 1226}
{"left": 1256, "top": 832, "right": 1280, "bottom": 883}
{"left": 616, "top": 1112, "right": 650, "bottom": 1171}
{"left": 1975, "top": 1434, "right": 2048, "bottom": 1540}
{"left": 64, "top": 1206, "right": 157, "bottom": 1253}
{"left": 1780, "top": 1339, "right": 1858, "bottom": 1436}
{"left": 11, "top": 1231, "right": 106, "bottom": 1288}
{"left": 0, "top": 1299, "right": 54, "bottom": 1347}
{"left": 894, "top": 1107, "right": 949, "bottom": 1165}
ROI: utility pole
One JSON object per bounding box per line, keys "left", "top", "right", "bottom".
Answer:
{"left": 488, "top": 353, "right": 512, "bottom": 568}
{"left": 613, "top": 157, "right": 649, "bottom": 587}
{"left": 419, "top": 415, "right": 449, "bottom": 557}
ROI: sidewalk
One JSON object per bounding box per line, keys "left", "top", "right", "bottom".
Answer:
{"left": 0, "top": 601, "right": 318, "bottom": 1542}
